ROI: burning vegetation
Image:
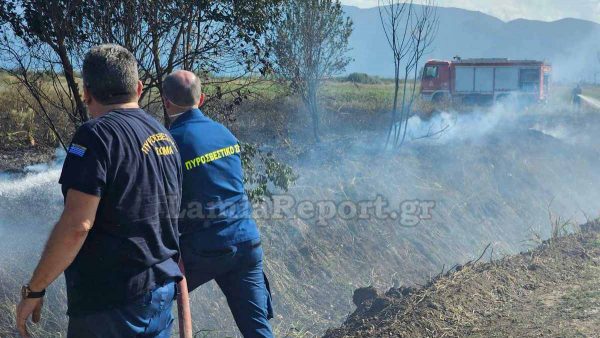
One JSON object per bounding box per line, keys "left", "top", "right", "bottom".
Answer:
{"left": 0, "top": 0, "right": 600, "bottom": 337}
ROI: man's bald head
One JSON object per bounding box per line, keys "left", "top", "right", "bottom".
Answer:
{"left": 162, "top": 70, "right": 202, "bottom": 107}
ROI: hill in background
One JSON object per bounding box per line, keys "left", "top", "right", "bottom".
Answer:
{"left": 343, "top": 5, "right": 600, "bottom": 82}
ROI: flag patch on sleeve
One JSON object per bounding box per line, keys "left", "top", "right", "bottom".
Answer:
{"left": 68, "top": 144, "right": 87, "bottom": 157}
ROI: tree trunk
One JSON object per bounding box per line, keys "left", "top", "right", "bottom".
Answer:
{"left": 149, "top": 24, "right": 170, "bottom": 127}
{"left": 311, "top": 105, "right": 320, "bottom": 142}
{"left": 55, "top": 39, "right": 88, "bottom": 123}
{"left": 309, "top": 86, "right": 320, "bottom": 142}
{"left": 386, "top": 66, "right": 400, "bottom": 147}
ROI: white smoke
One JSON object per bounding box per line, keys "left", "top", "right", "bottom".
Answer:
{"left": 0, "top": 149, "right": 65, "bottom": 262}
{"left": 530, "top": 122, "right": 570, "bottom": 140}
{"left": 551, "top": 28, "right": 600, "bottom": 83}
{"left": 401, "top": 102, "right": 521, "bottom": 144}
{"left": 0, "top": 169, "right": 61, "bottom": 197}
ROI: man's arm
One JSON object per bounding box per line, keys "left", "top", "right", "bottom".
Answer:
{"left": 16, "top": 189, "right": 100, "bottom": 337}
{"left": 28, "top": 189, "right": 100, "bottom": 290}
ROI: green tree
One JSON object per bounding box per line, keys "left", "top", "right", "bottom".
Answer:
{"left": 0, "top": 0, "right": 294, "bottom": 200}
{"left": 272, "top": 0, "right": 353, "bottom": 142}
{"left": 1, "top": 0, "right": 91, "bottom": 148}
{"left": 87, "top": 0, "right": 283, "bottom": 125}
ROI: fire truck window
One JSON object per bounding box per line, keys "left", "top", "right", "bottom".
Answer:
{"left": 423, "top": 66, "right": 438, "bottom": 79}
{"left": 519, "top": 69, "right": 540, "bottom": 92}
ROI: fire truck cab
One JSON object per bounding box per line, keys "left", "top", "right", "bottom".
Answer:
{"left": 420, "top": 58, "right": 551, "bottom": 104}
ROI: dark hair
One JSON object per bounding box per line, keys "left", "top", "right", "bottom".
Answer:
{"left": 82, "top": 44, "right": 139, "bottom": 105}
{"left": 162, "top": 71, "right": 202, "bottom": 107}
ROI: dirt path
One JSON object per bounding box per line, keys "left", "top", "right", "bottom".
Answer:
{"left": 325, "top": 222, "right": 600, "bottom": 338}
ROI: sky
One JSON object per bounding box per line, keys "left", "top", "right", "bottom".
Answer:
{"left": 340, "top": 0, "right": 600, "bottom": 24}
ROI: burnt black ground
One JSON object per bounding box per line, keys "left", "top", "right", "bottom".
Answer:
{"left": 0, "top": 146, "right": 54, "bottom": 172}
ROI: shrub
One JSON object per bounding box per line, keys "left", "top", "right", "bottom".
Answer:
{"left": 343, "top": 73, "right": 381, "bottom": 84}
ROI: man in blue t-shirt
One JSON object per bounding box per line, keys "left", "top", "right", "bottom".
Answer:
{"left": 164, "top": 70, "right": 273, "bottom": 338}
{"left": 15, "top": 45, "right": 184, "bottom": 338}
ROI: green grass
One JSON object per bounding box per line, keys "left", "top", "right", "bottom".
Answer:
{"left": 200, "top": 79, "right": 413, "bottom": 114}
{"left": 321, "top": 81, "right": 395, "bottom": 113}
{"left": 202, "top": 78, "right": 289, "bottom": 101}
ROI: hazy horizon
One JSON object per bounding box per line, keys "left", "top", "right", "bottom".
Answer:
{"left": 341, "top": 0, "right": 600, "bottom": 24}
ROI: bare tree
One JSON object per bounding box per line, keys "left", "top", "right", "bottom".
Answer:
{"left": 378, "top": 0, "right": 438, "bottom": 148}
{"left": 272, "top": 0, "right": 353, "bottom": 142}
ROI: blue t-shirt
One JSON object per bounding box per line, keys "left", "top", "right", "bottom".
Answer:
{"left": 169, "top": 109, "right": 259, "bottom": 250}
{"left": 59, "top": 108, "right": 183, "bottom": 316}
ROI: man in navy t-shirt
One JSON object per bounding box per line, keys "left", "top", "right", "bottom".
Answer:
{"left": 164, "top": 70, "right": 273, "bottom": 338}
{"left": 16, "top": 44, "right": 184, "bottom": 338}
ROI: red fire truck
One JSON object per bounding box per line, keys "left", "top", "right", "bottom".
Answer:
{"left": 420, "top": 57, "right": 551, "bottom": 103}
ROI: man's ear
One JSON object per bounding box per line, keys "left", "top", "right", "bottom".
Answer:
{"left": 163, "top": 97, "right": 171, "bottom": 109}
{"left": 83, "top": 86, "right": 92, "bottom": 105}
{"left": 136, "top": 80, "right": 143, "bottom": 99}
{"left": 198, "top": 93, "right": 206, "bottom": 107}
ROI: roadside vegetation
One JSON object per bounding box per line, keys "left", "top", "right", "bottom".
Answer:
{"left": 2, "top": 72, "right": 600, "bottom": 153}
{"left": 325, "top": 220, "right": 600, "bottom": 338}
{"left": 2, "top": 74, "right": 600, "bottom": 336}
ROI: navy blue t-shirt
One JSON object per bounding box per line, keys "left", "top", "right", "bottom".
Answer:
{"left": 59, "top": 108, "right": 183, "bottom": 316}
{"left": 169, "top": 109, "right": 259, "bottom": 251}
